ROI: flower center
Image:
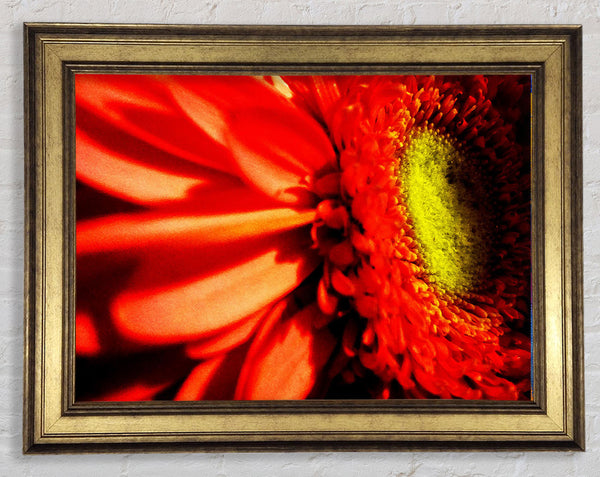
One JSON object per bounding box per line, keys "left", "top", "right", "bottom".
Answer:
{"left": 399, "top": 129, "right": 492, "bottom": 293}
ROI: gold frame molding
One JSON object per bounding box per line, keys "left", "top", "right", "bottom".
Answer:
{"left": 23, "top": 23, "right": 584, "bottom": 452}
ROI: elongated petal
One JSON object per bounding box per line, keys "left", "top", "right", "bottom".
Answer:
{"left": 166, "top": 75, "right": 293, "bottom": 146}
{"left": 184, "top": 308, "right": 266, "bottom": 360}
{"left": 76, "top": 127, "right": 207, "bottom": 204}
{"left": 75, "top": 74, "right": 239, "bottom": 174}
{"left": 167, "top": 75, "right": 337, "bottom": 205}
{"left": 76, "top": 308, "right": 147, "bottom": 358}
{"left": 227, "top": 107, "right": 337, "bottom": 205}
{"left": 77, "top": 206, "right": 316, "bottom": 255}
{"left": 175, "top": 344, "right": 248, "bottom": 400}
{"left": 174, "top": 355, "right": 227, "bottom": 400}
{"left": 234, "top": 303, "right": 336, "bottom": 400}
{"left": 111, "top": 229, "right": 320, "bottom": 344}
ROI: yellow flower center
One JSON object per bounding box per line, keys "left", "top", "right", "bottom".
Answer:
{"left": 400, "top": 129, "right": 492, "bottom": 292}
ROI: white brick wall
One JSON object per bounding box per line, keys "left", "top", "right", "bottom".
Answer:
{"left": 1, "top": 1, "right": 598, "bottom": 475}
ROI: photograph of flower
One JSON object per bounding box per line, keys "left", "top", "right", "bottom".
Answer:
{"left": 74, "top": 73, "right": 532, "bottom": 402}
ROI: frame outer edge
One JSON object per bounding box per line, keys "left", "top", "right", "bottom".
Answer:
{"left": 569, "top": 25, "right": 584, "bottom": 451}
{"left": 20, "top": 23, "right": 586, "bottom": 453}
{"left": 22, "top": 22, "right": 38, "bottom": 453}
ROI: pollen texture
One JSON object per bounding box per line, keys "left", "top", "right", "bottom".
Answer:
{"left": 400, "top": 129, "right": 492, "bottom": 293}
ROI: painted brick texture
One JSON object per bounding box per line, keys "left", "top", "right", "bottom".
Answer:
{"left": 1, "top": 1, "right": 598, "bottom": 475}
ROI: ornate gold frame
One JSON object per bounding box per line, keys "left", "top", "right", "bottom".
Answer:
{"left": 23, "top": 23, "right": 584, "bottom": 452}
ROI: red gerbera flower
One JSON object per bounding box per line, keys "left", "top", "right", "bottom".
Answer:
{"left": 75, "top": 73, "right": 531, "bottom": 401}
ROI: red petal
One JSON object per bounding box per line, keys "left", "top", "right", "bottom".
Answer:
{"left": 97, "top": 381, "right": 169, "bottom": 402}
{"left": 283, "top": 76, "right": 344, "bottom": 124}
{"left": 76, "top": 258, "right": 148, "bottom": 357}
{"left": 225, "top": 114, "right": 336, "bottom": 205}
{"left": 175, "top": 355, "right": 227, "bottom": 400}
{"left": 110, "top": 229, "right": 320, "bottom": 344}
{"left": 175, "top": 343, "right": 249, "bottom": 401}
{"left": 75, "top": 310, "right": 102, "bottom": 356}
{"left": 75, "top": 74, "right": 239, "bottom": 174}
{"left": 317, "top": 277, "right": 339, "bottom": 315}
{"left": 77, "top": 204, "right": 316, "bottom": 255}
{"left": 76, "top": 127, "right": 209, "bottom": 204}
{"left": 184, "top": 307, "right": 266, "bottom": 360}
{"left": 234, "top": 303, "right": 336, "bottom": 400}
{"left": 166, "top": 75, "right": 293, "bottom": 147}
{"left": 166, "top": 75, "right": 337, "bottom": 205}
{"left": 330, "top": 268, "right": 356, "bottom": 296}
{"left": 76, "top": 307, "right": 147, "bottom": 358}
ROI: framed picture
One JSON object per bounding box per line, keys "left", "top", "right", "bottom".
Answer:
{"left": 23, "top": 23, "right": 584, "bottom": 452}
